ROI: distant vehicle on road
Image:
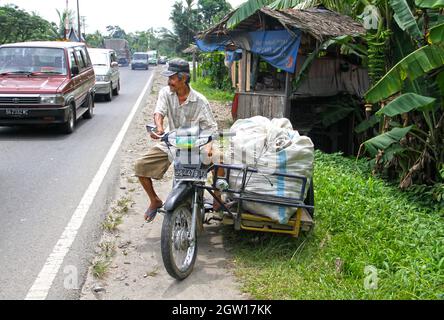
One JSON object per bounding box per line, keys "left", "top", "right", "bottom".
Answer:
{"left": 104, "top": 39, "right": 131, "bottom": 66}
{"left": 88, "top": 48, "right": 120, "bottom": 101}
{"left": 131, "top": 52, "right": 149, "bottom": 70}
{"left": 0, "top": 41, "right": 95, "bottom": 133}
{"left": 147, "top": 50, "right": 158, "bottom": 65}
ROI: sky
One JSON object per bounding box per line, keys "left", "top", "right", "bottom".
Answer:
{"left": 1, "top": 0, "right": 247, "bottom": 34}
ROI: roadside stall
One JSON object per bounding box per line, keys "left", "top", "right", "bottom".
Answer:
{"left": 196, "top": 7, "right": 369, "bottom": 155}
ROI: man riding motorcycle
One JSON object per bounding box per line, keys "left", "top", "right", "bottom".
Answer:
{"left": 134, "top": 58, "right": 219, "bottom": 222}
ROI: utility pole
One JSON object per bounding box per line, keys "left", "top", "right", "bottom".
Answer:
{"left": 64, "top": 0, "right": 69, "bottom": 40}
{"left": 81, "top": 16, "right": 86, "bottom": 35}
{"left": 76, "top": 0, "right": 82, "bottom": 42}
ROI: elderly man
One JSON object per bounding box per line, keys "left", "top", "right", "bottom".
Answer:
{"left": 135, "top": 58, "right": 218, "bottom": 222}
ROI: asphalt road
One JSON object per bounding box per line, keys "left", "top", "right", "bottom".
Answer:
{"left": 0, "top": 67, "right": 153, "bottom": 300}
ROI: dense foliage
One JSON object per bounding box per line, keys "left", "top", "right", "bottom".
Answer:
{"left": 0, "top": 5, "right": 57, "bottom": 43}
{"left": 227, "top": 151, "right": 444, "bottom": 300}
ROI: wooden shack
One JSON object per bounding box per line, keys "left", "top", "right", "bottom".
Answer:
{"left": 196, "top": 7, "right": 369, "bottom": 155}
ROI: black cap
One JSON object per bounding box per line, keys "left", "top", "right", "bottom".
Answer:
{"left": 161, "top": 58, "right": 190, "bottom": 77}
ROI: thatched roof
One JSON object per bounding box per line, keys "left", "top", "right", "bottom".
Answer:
{"left": 182, "top": 44, "right": 199, "bottom": 54}
{"left": 197, "top": 7, "right": 365, "bottom": 42}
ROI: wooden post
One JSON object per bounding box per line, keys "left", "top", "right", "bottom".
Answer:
{"left": 284, "top": 72, "right": 292, "bottom": 119}
{"left": 246, "top": 52, "right": 251, "bottom": 92}
{"left": 239, "top": 50, "right": 247, "bottom": 92}
{"left": 192, "top": 52, "right": 197, "bottom": 82}
{"left": 231, "top": 62, "right": 236, "bottom": 89}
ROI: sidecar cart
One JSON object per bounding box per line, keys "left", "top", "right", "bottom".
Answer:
{"left": 201, "top": 164, "right": 314, "bottom": 238}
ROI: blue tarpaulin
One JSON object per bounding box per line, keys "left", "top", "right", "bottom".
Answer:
{"left": 196, "top": 30, "right": 302, "bottom": 73}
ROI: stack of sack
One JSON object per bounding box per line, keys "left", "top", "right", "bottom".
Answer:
{"left": 224, "top": 116, "right": 314, "bottom": 224}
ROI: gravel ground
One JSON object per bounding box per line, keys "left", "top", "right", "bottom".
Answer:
{"left": 80, "top": 67, "right": 248, "bottom": 300}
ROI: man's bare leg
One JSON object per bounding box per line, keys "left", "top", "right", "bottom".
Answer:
{"left": 138, "top": 176, "right": 163, "bottom": 210}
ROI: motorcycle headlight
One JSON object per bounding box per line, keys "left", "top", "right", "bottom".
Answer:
{"left": 40, "top": 94, "right": 65, "bottom": 105}
{"left": 96, "top": 75, "right": 110, "bottom": 82}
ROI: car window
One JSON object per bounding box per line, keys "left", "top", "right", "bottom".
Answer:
{"left": 133, "top": 53, "right": 148, "bottom": 60}
{"left": 75, "top": 49, "right": 86, "bottom": 70}
{"left": 80, "top": 47, "right": 92, "bottom": 68}
{"left": 89, "top": 51, "right": 108, "bottom": 66}
{"left": 68, "top": 48, "right": 77, "bottom": 68}
{"left": 0, "top": 47, "right": 67, "bottom": 75}
{"left": 110, "top": 52, "right": 117, "bottom": 63}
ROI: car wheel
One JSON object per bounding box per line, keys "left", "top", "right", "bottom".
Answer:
{"left": 83, "top": 94, "right": 94, "bottom": 119}
{"left": 61, "top": 104, "right": 75, "bottom": 134}
{"left": 105, "top": 84, "right": 112, "bottom": 101}
{"left": 113, "top": 80, "right": 120, "bottom": 96}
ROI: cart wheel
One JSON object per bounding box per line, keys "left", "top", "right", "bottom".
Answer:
{"left": 161, "top": 204, "right": 197, "bottom": 280}
{"left": 305, "top": 178, "right": 314, "bottom": 218}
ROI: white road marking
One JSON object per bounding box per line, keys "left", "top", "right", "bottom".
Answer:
{"left": 25, "top": 74, "right": 154, "bottom": 300}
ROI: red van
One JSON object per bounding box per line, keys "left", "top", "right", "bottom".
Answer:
{"left": 0, "top": 41, "right": 95, "bottom": 133}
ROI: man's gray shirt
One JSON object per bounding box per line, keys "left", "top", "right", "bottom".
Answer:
{"left": 154, "top": 86, "right": 218, "bottom": 153}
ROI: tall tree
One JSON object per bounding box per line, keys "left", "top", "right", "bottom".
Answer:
{"left": 198, "top": 0, "right": 232, "bottom": 28}
{"left": 170, "top": 0, "right": 202, "bottom": 53}
{"left": 85, "top": 30, "right": 105, "bottom": 48}
{"left": 0, "top": 5, "right": 57, "bottom": 44}
{"left": 55, "top": 8, "right": 76, "bottom": 40}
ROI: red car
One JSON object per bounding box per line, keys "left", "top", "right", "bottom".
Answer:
{"left": 0, "top": 41, "right": 96, "bottom": 133}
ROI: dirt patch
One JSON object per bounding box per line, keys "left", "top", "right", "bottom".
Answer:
{"left": 80, "top": 68, "right": 248, "bottom": 300}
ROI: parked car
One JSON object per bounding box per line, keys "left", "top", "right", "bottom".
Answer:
{"left": 88, "top": 48, "right": 120, "bottom": 101}
{"left": 131, "top": 52, "right": 149, "bottom": 70}
{"left": 0, "top": 41, "right": 95, "bottom": 133}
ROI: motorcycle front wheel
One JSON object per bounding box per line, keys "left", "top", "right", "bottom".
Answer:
{"left": 161, "top": 203, "right": 197, "bottom": 280}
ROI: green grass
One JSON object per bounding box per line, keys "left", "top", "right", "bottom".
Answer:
{"left": 225, "top": 151, "right": 444, "bottom": 300}
{"left": 190, "top": 78, "right": 235, "bottom": 103}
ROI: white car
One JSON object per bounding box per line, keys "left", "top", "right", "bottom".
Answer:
{"left": 88, "top": 48, "right": 120, "bottom": 101}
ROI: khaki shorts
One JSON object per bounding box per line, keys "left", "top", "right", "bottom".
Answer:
{"left": 134, "top": 146, "right": 171, "bottom": 180}
{"left": 134, "top": 145, "right": 224, "bottom": 180}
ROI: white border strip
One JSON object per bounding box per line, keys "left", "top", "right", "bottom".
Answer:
{"left": 25, "top": 74, "right": 154, "bottom": 300}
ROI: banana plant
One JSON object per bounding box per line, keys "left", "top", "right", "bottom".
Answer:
{"left": 361, "top": 1, "right": 444, "bottom": 188}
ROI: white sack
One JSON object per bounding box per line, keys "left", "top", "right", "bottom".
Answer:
{"left": 225, "top": 116, "right": 314, "bottom": 224}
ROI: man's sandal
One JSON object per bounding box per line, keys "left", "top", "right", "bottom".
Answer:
{"left": 144, "top": 206, "right": 162, "bottom": 223}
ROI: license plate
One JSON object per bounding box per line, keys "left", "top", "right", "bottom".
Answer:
{"left": 5, "top": 108, "right": 29, "bottom": 116}
{"left": 175, "top": 168, "right": 207, "bottom": 180}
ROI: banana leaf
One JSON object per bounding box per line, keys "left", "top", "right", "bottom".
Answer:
{"left": 227, "top": 0, "right": 270, "bottom": 29}
{"left": 415, "top": 0, "right": 444, "bottom": 9}
{"left": 376, "top": 93, "right": 437, "bottom": 117}
{"left": 437, "top": 70, "right": 444, "bottom": 96}
{"left": 292, "top": 46, "right": 322, "bottom": 91}
{"left": 293, "top": 35, "right": 364, "bottom": 91}
{"left": 429, "top": 22, "right": 444, "bottom": 44}
{"left": 269, "top": 0, "right": 315, "bottom": 9}
{"left": 364, "top": 126, "right": 414, "bottom": 157}
{"left": 355, "top": 115, "right": 380, "bottom": 134}
{"left": 382, "top": 143, "right": 407, "bottom": 163}
{"left": 390, "top": 0, "right": 423, "bottom": 42}
{"left": 365, "top": 44, "right": 444, "bottom": 103}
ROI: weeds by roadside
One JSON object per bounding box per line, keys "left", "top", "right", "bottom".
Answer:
{"left": 225, "top": 151, "right": 444, "bottom": 300}
{"left": 93, "top": 195, "right": 135, "bottom": 279}
{"left": 191, "top": 78, "right": 234, "bottom": 103}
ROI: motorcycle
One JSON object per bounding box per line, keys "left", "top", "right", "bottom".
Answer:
{"left": 147, "top": 125, "right": 314, "bottom": 280}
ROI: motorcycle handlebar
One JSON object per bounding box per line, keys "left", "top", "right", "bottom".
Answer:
{"left": 146, "top": 124, "right": 236, "bottom": 143}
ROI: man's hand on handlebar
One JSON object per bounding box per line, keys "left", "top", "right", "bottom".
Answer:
{"left": 150, "top": 128, "right": 164, "bottom": 140}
